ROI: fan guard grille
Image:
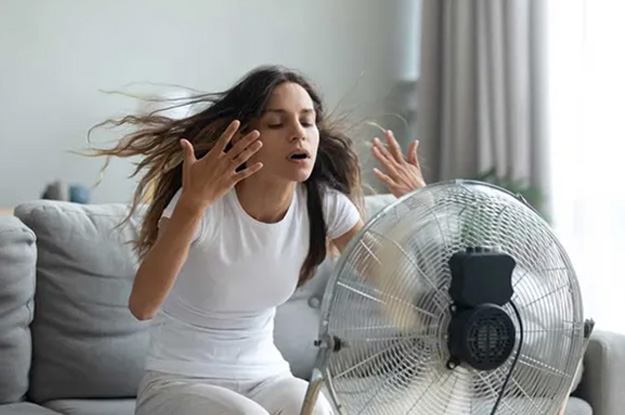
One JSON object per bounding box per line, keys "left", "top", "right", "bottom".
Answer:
{"left": 318, "top": 180, "right": 585, "bottom": 415}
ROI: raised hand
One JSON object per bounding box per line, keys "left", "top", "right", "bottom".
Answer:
{"left": 371, "top": 130, "right": 426, "bottom": 198}
{"left": 178, "top": 120, "right": 263, "bottom": 212}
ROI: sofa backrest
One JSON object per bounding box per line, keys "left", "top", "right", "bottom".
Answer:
{"left": 14, "top": 201, "right": 150, "bottom": 403}
{"left": 0, "top": 216, "right": 36, "bottom": 404}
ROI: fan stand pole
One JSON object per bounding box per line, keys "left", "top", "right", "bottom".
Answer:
{"left": 300, "top": 338, "right": 335, "bottom": 415}
{"left": 300, "top": 366, "right": 325, "bottom": 415}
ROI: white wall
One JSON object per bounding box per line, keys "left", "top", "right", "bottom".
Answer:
{"left": 0, "top": 0, "right": 420, "bottom": 205}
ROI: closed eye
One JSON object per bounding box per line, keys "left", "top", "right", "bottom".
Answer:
{"left": 267, "top": 121, "right": 314, "bottom": 129}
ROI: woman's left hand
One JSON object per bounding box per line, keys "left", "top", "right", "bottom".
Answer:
{"left": 371, "top": 130, "right": 426, "bottom": 197}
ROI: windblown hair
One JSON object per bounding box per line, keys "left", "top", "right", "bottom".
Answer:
{"left": 88, "top": 65, "right": 364, "bottom": 287}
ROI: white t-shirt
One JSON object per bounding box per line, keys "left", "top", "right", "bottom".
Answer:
{"left": 144, "top": 183, "right": 361, "bottom": 380}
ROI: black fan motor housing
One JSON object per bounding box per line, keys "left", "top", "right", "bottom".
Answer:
{"left": 447, "top": 249, "right": 517, "bottom": 371}
{"left": 449, "top": 248, "right": 515, "bottom": 307}
{"left": 448, "top": 304, "right": 516, "bottom": 370}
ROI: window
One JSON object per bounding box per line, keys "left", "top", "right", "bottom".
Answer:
{"left": 547, "top": 0, "right": 625, "bottom": 333}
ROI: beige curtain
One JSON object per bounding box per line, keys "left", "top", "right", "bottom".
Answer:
{"left": 417, "top": 0, "right": 549, "bottom": 203}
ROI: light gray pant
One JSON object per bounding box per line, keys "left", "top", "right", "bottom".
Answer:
{"left": 135, "top": 370, "right": 334, "bottom": 415}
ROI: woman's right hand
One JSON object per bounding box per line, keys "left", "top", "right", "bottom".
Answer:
{"left": 178, "top": 120, "right": 263, "bottom": 213}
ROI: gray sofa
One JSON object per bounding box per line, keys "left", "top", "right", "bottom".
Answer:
{"left": 1, "top": 195, "right": 623, "bottom": 415}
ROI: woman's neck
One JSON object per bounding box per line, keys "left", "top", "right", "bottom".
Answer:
{"left": 235, "top": 177, "right": 298, "bottom": 224}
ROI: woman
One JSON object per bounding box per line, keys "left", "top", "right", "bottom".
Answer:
{"left": 91, "top": 65, "right": 425, "bottom": 415}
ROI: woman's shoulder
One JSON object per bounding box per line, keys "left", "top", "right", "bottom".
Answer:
{"left": 322, "top": 185, "right": 353, "bottom": 207}
{"left": 162, "top": 187, "right": 224, "bottom": 220}
{"left": 304, "top": 183, "right": 358, "bottom": 217}
{"left": 160, "top": 187, "right": 225, "bottom": 243}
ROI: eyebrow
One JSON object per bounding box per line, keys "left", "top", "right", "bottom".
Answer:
{"left": 263, "top": 108, "right": 315, "bottom": 115}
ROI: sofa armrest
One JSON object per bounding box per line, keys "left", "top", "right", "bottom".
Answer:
{"left": 575, "top": 330, "right": 625, "bottom": 415}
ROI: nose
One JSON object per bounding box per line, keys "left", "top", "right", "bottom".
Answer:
{"left": 289, "top": 123, "right": 306, "bottom": 142}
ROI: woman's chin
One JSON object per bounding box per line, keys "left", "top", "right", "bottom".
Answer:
{"left": 266, "top": 161, "right": 315, "bottom": 183}
{"left": 281, "top": 168, "right": 313, "bottom": 183}
{"left": 292, "top": 171, "right": 313, "bottom": 183}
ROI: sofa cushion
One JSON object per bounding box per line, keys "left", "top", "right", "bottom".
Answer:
{"left": 361, "top": 192, "right": 397, "bottom": 220}
{"left": 576, "top": 330, "right": 625, "bottom": 415}
{"left": 43, "top": 399, "right": 135, "bottom": 415}
{"left": 0, "top": 402, "right": 60, "bottom": 415}
{"left": 14, "top": 201, "right": 150, "bottom": 403}
{"left": 564, "top": 397, "right": 592, "bottom": 415}
{"left": 0, "top": 217, "right": 36, "bottom": 404}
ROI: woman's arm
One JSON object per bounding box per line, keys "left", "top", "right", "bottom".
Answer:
{"left": 129, "top": 121, "right": 264, "bottom": 321}
{"left": 128, "top": 203, "right": 203, "bottom": 320}
{"left": 332, "top": 220, "right": 364, "bottom": 253}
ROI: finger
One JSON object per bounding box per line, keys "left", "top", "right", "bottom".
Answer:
{"left": 372, "top": 138, "right": 396, "bottom": 164}
{"left": 407, "top": 140, "right": 419, "bottom": 166}
{"left": 229, "top": 129, "right": 261, "bottom": 157}
{"left": 213, "top": 119, "right": 241, "bottom": 154}
{"left": 373, "top": 167, "right": 397, "bottom": 189}
{"left": 372, "top": 143, "right": 399, "bottom": 176}
{"left": 384, "top": 130, "right": 404, "bottom": 163}
{"left": 231, "top": 162, "right": 263, "bottom": 183}
{"left": 180, "top": 139, "right": 197, "bottom": 164}
{"left": 230, "top": 140, "right": 263, "bottom": 168}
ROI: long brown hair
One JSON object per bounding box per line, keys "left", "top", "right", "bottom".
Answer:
{"left": 87, "top": 65, "right": 364, "bottom": 287}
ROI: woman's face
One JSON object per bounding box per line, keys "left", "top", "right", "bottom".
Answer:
{"left": 245, "top": 82, "right": 320, "bottom": 183}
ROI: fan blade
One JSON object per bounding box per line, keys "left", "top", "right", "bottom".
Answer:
{"left": 359, "top": 230, "right": 447, "bottom": 333}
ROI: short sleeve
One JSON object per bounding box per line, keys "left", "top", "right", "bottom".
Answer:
{"left": 323, "top": 189, "right": 361, "bottom": 240}
{"left": 161, "top": 188, "right": 206, "bottom": 243}
{"left": 161, "top": 188, "right": 182, "bottom": 219}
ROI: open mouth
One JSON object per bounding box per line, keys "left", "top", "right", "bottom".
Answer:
{"left": 288, "top": 151, "right": 310, "bottom": 161}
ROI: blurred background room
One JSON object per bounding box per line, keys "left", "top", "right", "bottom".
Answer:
{"left": 0, "top": 0, "right": 623, "bottom": 334}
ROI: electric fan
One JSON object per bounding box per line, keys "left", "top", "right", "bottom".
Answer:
{"left": 300, "top": 180, "right": 592, "bottom": 415}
